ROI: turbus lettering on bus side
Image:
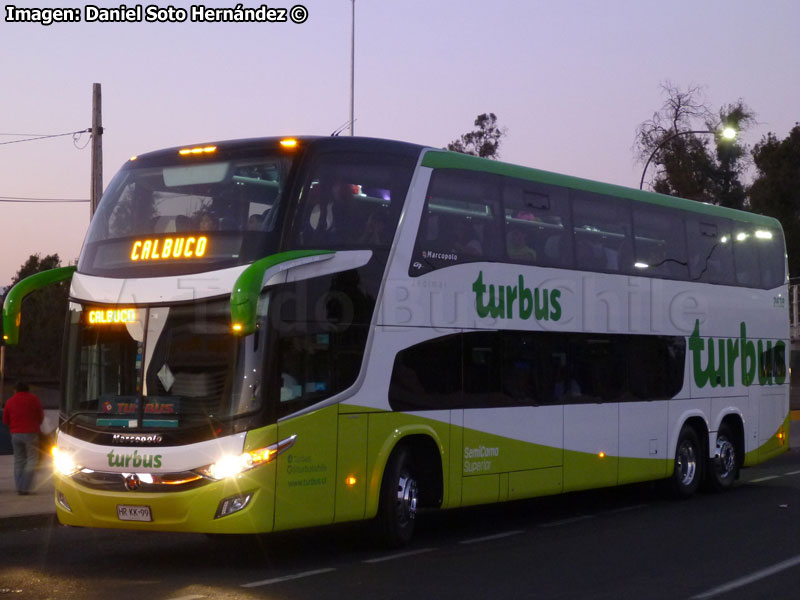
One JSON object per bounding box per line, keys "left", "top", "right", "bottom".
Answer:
{"left": 472, "top": 271, "right": 562, "bottom": 322}
{"left": 689, "top": 319, "right": 786, "bottom": 388}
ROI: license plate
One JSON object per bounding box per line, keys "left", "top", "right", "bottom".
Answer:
{"left": 117, "top": 505, "right": 152, "bottom": 522}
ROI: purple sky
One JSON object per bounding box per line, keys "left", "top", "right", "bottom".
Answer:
{"left": 1, "top": 0, "right": 798, "bottom": 286}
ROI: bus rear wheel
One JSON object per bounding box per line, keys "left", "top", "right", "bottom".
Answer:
{"left": 670, "top": 426, "right": 702, "bottom": 498}
{"left": 375, "top": 446, "right": 418, "bottom": 548}
{"left": 705, "top": 423, "right": 739, "bottom": 492}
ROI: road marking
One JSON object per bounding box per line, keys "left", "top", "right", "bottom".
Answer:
{"left": 690, "top": 554, "right": 800, "bottom": 599}
{"left": 749, "top": 475, "right": 781, "bottom": 483}
{"left": 362, "top": 548, "right": 435, "bottom": 563}
{"left": 785, "top": 470, "right": 800, "bottom": 476}
{"left": 241, "top": 568, "right": 336, "bottom": 588}
{"left": 605, "top": 504, "right": 648, "bottom": 515}
{"left": 459, "top": 530, "right": 525, "bottom": 545}
{"left": 539, "top": 515, "right": 593, "bottom": 528}
{"left": 167, "top": 596, "right": 206, "bottom": 600}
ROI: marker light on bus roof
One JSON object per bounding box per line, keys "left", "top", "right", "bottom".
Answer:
{"left": 736, "top": 232, "right": 749, "bottom": 242}
{"left": 129, "top": 156, "right": 138, "bottom": 161}
{"left": 178, "top": 145, "right": 217, "bottom": 156}
{"left": 280, "top": 138, "right": 298, "bottom": 148}
{"left": 720, "top": 235, "right": 729, "bottom": 243}
{"left": 634, "top": 262, "right": 649, "bottom": 269}
{"left": 755, "top": 230, "right": 773, "bottom": 240}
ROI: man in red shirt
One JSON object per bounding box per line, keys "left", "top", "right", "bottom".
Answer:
{"left": 2, "top": 382, "right": 44, "bottom": 495}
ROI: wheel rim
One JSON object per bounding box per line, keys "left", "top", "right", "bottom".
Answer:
{"left": 715, "top": 435, "right": 736, "bottom": 479}
{"left": 396, "top": 472, "right": 418, "bottom": 525}
{"left": 676, "top": 439, "right": 697, "bottom": 487}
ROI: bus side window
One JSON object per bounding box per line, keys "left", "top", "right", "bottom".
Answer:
{"left": 571, "top": 191, "right": 633, "bottom": 275}
{"left": 755, "top": 226, "right": 786, "bottom": 289}
{"left": 502, "top": 180, "right": 572, "bottom": 268}
{"left": 686, "top": 217, "right": 735, "bottom": 285}
{"left": 632, "top": 206, "right": 688, "bottom": 279}
{"left": 410, "top": 169, "right": 501, "bottom": 275}
{"left": 732, "top": 226, "right": 761, "bottom": 287}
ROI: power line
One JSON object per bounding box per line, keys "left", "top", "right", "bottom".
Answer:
{"left": 0, "top": 128, "right": 92, "bottom": 147}
{"left": 0, "top": 132, "right": 65, "bottom": 137}
{"left": 0, "top": 196, "right": 89, "bottom": 203}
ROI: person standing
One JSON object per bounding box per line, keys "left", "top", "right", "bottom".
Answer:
{"left": 2, "top": 382, "right": 44, "bottom": 495}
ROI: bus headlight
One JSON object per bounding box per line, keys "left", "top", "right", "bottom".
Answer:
{"left": 52, "top": 446, "right": 82, "bottom": 477}
{"left": 196, "top": 435, "right": 296, "bottom": 481}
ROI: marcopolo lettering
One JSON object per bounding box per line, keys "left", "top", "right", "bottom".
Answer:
{"left": 689, "top": 319, "right": 786, "bottom": 388}
{"left": 112, "top": 433, "right": 163, "bottom": 444}
{"left": 472, "top": 271, "right": 562, "bottom": 321}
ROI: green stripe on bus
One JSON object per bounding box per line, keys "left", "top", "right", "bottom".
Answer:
{"left": 421, "top": 150, "right": 781, "bottom": 229}
{"left": 230, "top": 250, "right": 334, "bottom": 335}
{"left": 2, "top": 265, "right": 76, "bottom": 346}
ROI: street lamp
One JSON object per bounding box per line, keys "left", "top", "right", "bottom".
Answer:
{"left": 639, "top": 126, "right": 737, "bottom": 190}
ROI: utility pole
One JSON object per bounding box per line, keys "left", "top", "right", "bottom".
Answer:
{"left": 349, "top": 0, "right": 355, "bottom": 136}
{"left": 90, "top": 82, "right": 103, "bottom": 218}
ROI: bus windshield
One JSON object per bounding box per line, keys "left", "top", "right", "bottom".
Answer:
{"left": 63, "top": 299, "right": 261, "bottom": 432}
{"left": 78, "top": 152, "right": 293, "bottom": 277}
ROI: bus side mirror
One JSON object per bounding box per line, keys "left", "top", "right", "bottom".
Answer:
{"left": 2, "top": 266, "right": 76, "bottom": 346}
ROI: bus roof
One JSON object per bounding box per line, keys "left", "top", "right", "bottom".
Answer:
{"left": 128, "top": 135, "right": 426, "bottom": 166}
{"left": 421, "top": 149, "right": 782, "bottom": 230}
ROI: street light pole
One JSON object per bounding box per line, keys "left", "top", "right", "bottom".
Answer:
{"left": 639, "top": 127, "right": 736, "bottom": 190}
{"left": 349, "top": 0, "right": 355, "bottom": 136}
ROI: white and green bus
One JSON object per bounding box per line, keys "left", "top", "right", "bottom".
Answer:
{"left": 2, "top": 136, "right": 789, "bottom": 545}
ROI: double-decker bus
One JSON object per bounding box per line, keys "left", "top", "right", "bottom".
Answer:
{"left": 2, "top": 136, "right": 789, "bottom": 546}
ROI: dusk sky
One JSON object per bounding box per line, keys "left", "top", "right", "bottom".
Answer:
{"left": 1, "top": 0, "right": 798, "bottom": 286}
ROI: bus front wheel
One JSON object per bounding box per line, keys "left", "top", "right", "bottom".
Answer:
{"left": 670, "top": 426, "right": 702, "bottom": 498}
{"left": 375, "top": 446, "right": 418, "bottom": 548}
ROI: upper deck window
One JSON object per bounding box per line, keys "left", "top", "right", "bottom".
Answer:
{"left": 289, "top": 151, "right": 416, "bottom": 250}
{"left": 79, "top": 152, "right": 293, "bottom": 277}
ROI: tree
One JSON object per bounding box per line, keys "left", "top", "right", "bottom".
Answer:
{"left": 2, "top": 254, "right": 70, "bottom": 382}
{"left": 447, "top": 113, "right": 507, "bottom": 159}
{"left": 749, "top": 124, "right": 800, "bottom": 277}
{"left": 635, "top": 82, "right": 755, "bottom": 208}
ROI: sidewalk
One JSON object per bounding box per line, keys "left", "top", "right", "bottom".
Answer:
{"left": 0, "top": 408, "right": 59, "bottom": 530}
{"left": 0, "top": 452, "right": 56, "bottom": 530}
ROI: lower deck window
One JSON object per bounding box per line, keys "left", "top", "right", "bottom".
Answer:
{"left": 389, "top": 330, "right": 686, "bottom": 411}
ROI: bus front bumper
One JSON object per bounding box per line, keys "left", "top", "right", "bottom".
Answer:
{"left": 53, "top": 465, "right": 277, "bottom": 534}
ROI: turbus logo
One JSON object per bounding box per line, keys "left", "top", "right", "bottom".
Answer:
{"left": 106, "top": 449, "right": 163, "bottom": 469}
{"left": 472, "top": 271, "right": 562, "bottom": 322}
{"left": 689, "top": 319, "right": 786, "bottom": 388}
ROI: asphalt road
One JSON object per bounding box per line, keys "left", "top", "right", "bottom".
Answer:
{"left": 3, "top": 437, "right": 800, "bottom": 600}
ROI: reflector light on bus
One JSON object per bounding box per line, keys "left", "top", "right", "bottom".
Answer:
{"left": 88, "top": 308, "right": 138, "bottom": 325}
{"left": 598, "top": 452, "right": 606, "bottom": 459}
{"left": 346, "top": 476, "right": 358, "bottom": 487}
{"left": 178, "top": 145, "right": 217, "bottom": 156}
{"left": 130, "top": 236, "right": 208, "bottom": 261}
